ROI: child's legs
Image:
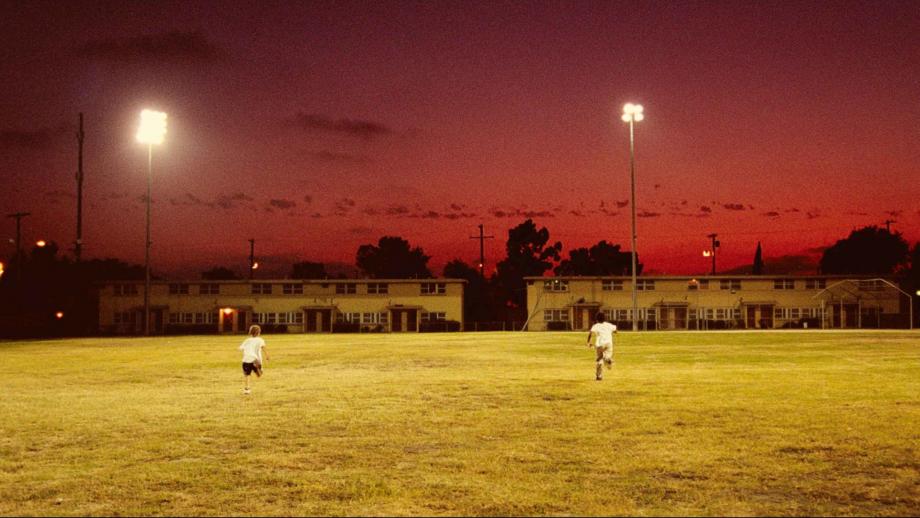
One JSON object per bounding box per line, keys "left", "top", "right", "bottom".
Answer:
{"left": 595, "top": 346, "right": 604, "bottom": 378}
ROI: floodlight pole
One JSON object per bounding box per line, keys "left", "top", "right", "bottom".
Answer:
{"left": 627, "top": 118, "right": 639, "bottom": 332}
{"left": 144, "top": 144, "right": 152, "bottom": 336}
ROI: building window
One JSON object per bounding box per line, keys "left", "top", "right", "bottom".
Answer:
{"left": 336, "top": 283, "right": 357, "bottom": 295}
{"left": 168, "top": 283, "right": 189, "bottom": 295}
{"left": 805, "top": 279, "right": 826, "bottom": 290}
{"left": 421, "top": 312, "right": 447, "bottom": 322}
{"left": 544, "top": 279, "right": 569, "bottom": 292}
{"left": 199, "top": 283, "right": 219, "bottom": 295}
{"left": 367, "top": 283, "right": 389, "bottom": 294}
{"left": 637, "top": 280, "right": 655, "bottom": 291}
{"left": 282, "top": 283, "right": 303, "bottom": 295}
{"left": 113, "top": 311, "right": 135, "bottom": 324}
{"left": 543, "top": 309, "right": 569, "bottom": 322}
{"left": 602, "top": 280, "right": 623, "bottom": 291}
{"left": 773, "top": 279, "right": 795, "bottom": 290}
{"left": 719, "top": 279, "right": 741, "bottom": 291}
{"left": 113, "top": 284, "right": 138, "bottom": 296}
{"left": 858, "top": 279, "right": 885, "bottom": 291}
{"left": 421, "top": 282, "right": 446, "bottom": 295}
{"left": 251, "top": 283, "right": 272, "bottom": 295}
{"left": 335, "top": 312, "right": 362, "bottom": 323}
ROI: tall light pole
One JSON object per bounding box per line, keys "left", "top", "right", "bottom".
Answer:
{"left": 136, "top": 109, "right": 167, "bottom": 336}
{"left": 622, "top": 103, "right": 644, "bottom": 331}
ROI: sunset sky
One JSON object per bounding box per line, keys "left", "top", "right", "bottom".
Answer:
{"left": 2, "top": 1, "right": 918, "bottom": 278}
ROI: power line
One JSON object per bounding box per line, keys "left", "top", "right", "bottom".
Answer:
{"left": 469, "top": 224, "right": 494, "bottom": 279}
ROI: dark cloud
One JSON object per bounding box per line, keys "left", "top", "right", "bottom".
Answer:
{"left": 362, "top": 208, "right": 380, "bottom": 216}
{"left": 723, "top": 203, "right": 746, "bottom": 211}
{"left": 309, "top": 150, "right": 371, "bottom": 163}
{"left": 806, "top": 210, "right": 821, "bottom": 219}
{"left": 762, "top": 211, "right": 780, "bottom": 218}
{"left": 637, "top": 211, "right": 661, "bottom": 218}
{"left": 490, "top": 207, "right": 555, "bottom": 218}
{"left": 268, "top": 198, "right": 296, "bottom": 210}
{"left": 450, "top": 203, "right": 464, "bottom": 211}
{"left": 169, "top": 192, "right": 253, "bottom": 210}
{"left": 303, "top": 195, "right": 312, "bottom": 204}
{"left": 569, "top": 210, "right": 586, "bottom": 217}
{"left": 615, "top": 200, "right": 629, "bottom": 209}
{"left": 77, "top": 30, "right": 225, "bottom": 64}
{"left": 290, "top": 112, "right": 392, "bottom": 140}
{"left": 885, "top": 210, "right": 902, "bottom": 217}
{"left": 846, "top": 211, "right": 869, "bottom": 216}
{"left": 0, "top": 125, "right": 68, "bottom": 150}
{"left": 700, "top": 206, "right": 712, "bottom": 213}
{"left": 785, "top": 208, "right": 800, "bottom": 213}
{"left": 385, "top": 205, "right": 410, "bottom": 216}
{"left": 333, "top": 198, "right": 357, "bottom": 216}
{"left": 442, "top": 211, "right": 476, "bottom": 220}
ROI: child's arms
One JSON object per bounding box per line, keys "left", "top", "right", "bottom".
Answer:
{"left": 586, "top": 331, "right": 594, "bottom": 347}
{"left": 261, "top": 345, "right": 270, "bottom": 362}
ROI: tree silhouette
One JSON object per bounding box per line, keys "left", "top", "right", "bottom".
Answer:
{"left": 494, "top": 219, "right": 562, "bottom": 319}
{"left": 201, "top": 266, "right": 241, "bottom": 280}
{"left": 444, "top": 258, "right": 496, "bottom": 322}
{"left": 554, "top": 240, "right": 638, "bottom": 276}
{"left": 291, "top": 261, "right": 327, "bottom": 279}
{"left": 819, "top": 226, "right": 909, "bottom": 275}
{"left": 752, "top": 241, "right": 764, "bottom": 275}
{"left": 356, "top": 236, "right": 432, "bottom": 278}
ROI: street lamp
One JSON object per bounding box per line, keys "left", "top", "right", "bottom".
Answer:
{"left": 136, "top": 109, "right": 167, "bottom": 336}
{"left": 622, "top": 102, "right": 644, "bottom": 331}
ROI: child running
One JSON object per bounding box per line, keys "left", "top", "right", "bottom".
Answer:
{"left": 239, "top": 324, "right": 269, "bottom": 395}
{"left": 587, "top": 312, "right": 616, "bottom": 381}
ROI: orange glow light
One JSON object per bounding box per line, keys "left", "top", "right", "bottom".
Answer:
{"left": 702, "top": 250, "right": 712, "bottom": 257}
{"left": 36, "top": 240, "right": 47, "bottom": 247}
{"left": 55, "top": 311, "right": 64, "bottom": 319}
{"left": 222, "top": 308, "right": 234, "bottom": 315}
{"left": 252, "top": 262, "right": 260, "bottom": 270}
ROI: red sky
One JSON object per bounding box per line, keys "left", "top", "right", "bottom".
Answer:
{"left": 2, "top": 1, "right": 918, "bottom": 278}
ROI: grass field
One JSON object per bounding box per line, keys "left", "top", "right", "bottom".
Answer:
{"left": 1, "top": 331, "right": 919, "bottom": 516}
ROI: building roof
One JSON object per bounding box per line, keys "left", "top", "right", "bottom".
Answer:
{"left": 524, "top": 274, "right": 893, "bottom": 281}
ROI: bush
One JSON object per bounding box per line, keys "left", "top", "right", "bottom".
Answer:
{"left": 546, "top": 321, "right": 571, "bottom": 331}
{"left": 419, "top": 320, "right": 461, "bottom": 332}
{"left": 332, "top": 322, "right": 361, "bottom": 333}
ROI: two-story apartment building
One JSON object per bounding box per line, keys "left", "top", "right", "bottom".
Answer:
{"left": 98, "top": 278, "right": 465, "bottom": 334}
{"left": 525, "top": 275, "right": 908, "bottom": 331}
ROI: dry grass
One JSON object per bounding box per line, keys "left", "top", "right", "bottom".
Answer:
{"left": 1, "top": 331, "right": 918, "bottom": 516}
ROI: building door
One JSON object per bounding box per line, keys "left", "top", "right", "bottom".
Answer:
{"left": 844, "top": 303, "right": 858, "bottom": 328}
{"left": 574, "top": 309, "right": 584, "bottom": 330}
{"left": 221, "top": 310, "right": 234, "bottom": 333}
{"left": 674, "top": 307, "right": 687, "bottom": 329}
{"left": 391, "top": 309, "right": 417, "bottom": 332}
{"left": 306, "top": 310, "right": 318, "bottom": 332}
{"left": 746, "top": 306, "right": 757, "bottom": 328}
{"left": 760, "top": 305, "right": 774, "bottom": 329}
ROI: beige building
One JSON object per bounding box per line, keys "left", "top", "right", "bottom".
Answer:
{"left": 525, "top": 275, "right": 910, "bottom": 331}
{"left": 98, "top": 279, "right": 465, "bottom": 334}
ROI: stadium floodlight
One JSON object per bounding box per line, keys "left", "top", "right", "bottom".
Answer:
{"left": 136, "top": 109, "right": 167, "bottom": 336}
{"left": 622, "top": 102, "right": 644, "bottom": 331}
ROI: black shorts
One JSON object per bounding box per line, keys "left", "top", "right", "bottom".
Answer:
{"left": 242, "top": 361, "right": 262, "bottom": 376}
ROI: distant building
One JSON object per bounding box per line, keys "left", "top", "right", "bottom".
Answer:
{"left": 98, "top": 279, "right": 465, "bottom": 334}
{"left": 525, "top": 275, "right": 910, "bottom": 330}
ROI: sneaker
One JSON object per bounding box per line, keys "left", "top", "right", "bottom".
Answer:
{"left": 595, "top": 376, "right": 603, "bottom": 381}
{"left": 605, "top": 359, "right": 613, "bottom": 369}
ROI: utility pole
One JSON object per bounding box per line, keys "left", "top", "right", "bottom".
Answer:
{"left": 883, "top": 219, "right": 895, "bottom": 233}
{"left": 469, "top": 224, "right": 494, "bottom": 279}
{"left": 6, "top": 212, "right": 31, "bottom": 285}
{"left": 75, "top": 113, "right": 85, "bottom": 262}
{"left": 707, "top": 233, "right": 720, "bottom": 275}
{"left": 248, "top": 238, "right": 256, "bottom": 279}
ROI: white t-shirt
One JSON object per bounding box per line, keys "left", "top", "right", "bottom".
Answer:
{"left": 590, "top": 322, "right": 617, "bottom": 347}
{"left": 239, "top": 336, "right": 265, "bottom": 363}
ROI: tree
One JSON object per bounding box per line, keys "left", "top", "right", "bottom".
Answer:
{"left": 752, "top": 242, "right": 764, "bottom": 275}
{"left": 554, "top": 240, "right": 638, "bottom": 276}
{"left": 820, "top": 226, "right": 909, "bottom": 275}
{"left": 443, "top": 258, "right": 497, "bottom": 322}
{"left": 356, "top": 236, "right": 432, "bottom": 278}
{"left": 291, "top": 261, "right": 327, "bottom": 279}
{"left": 201, "top": 266, "right": 241, "bottom": 280}
{"left": 493, "top": 219, "right": 562, "bottom": 320}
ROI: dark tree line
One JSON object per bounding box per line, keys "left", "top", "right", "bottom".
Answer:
{"left": 2, "top": 222, "right": 917, "bottom": 336}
